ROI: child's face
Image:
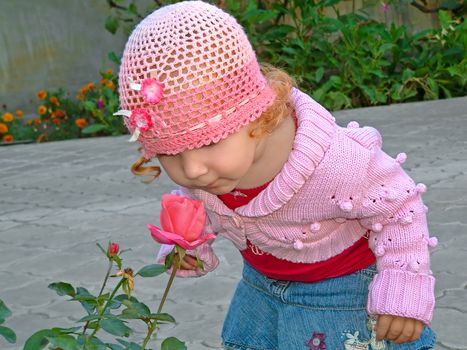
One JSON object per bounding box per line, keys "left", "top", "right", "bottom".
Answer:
{"left": 158, "top": 124, "right": 263, "bottom": 195}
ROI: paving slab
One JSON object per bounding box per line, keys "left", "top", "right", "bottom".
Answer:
{"left": 1, "top": 97, "right": 466, "bottom": 350}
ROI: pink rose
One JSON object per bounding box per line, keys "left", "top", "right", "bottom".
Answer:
{"left": 141, "top": 78, "right": 164, "bottom": 104}
{"left": 108, "top": 242, "right": 119, "bottom": 257}
{"left": 129, "top": 108, "right": 153, "bottom": 132}
{"left": 147, "top": 194, "right": 216, "bottom": 250}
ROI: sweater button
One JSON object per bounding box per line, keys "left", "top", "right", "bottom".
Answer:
{"left": 340, "top": 201, "right": 353, "bottom": 212}
{"left": 309, "top": 222, "right": 321, "bottom": 232}
{"left": 293, "top": 239, "right": 304, "bottom": 250}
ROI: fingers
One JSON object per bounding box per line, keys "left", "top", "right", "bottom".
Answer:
{"left": 394, "top": 318, "right": 414, "bottom": 344}
{"left": 376, "top": 315, "right": 425, "bottom": 344}
{"left": 178, "top": 254, "right": 198, "bottom": 270}
{"left": 376, "top": 315, "right": 393, "bottom": 341}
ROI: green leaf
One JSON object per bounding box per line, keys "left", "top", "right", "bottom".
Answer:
{"left": 315, "top": 67, "right": 325, "bottom": 83}
{"left": 136, "top": 264, "right": 167, "bottom": 277}
{"left": 105, "top": 16, "right": 120, "bottom": 34}
{"left": 0, "top": 326, "right": 16, "bottom": 343}
{"left": 48, "top": 282, "right": 76, "bottom": 297}
{"left": 0, "top": 300, "right": 12, "bottom": 320}
{"left": 82, "top": 124, "right": 107, "bottom": 134}
{"left": 107, "top": 344, "right": 125, "bottom": 350}
{"left": 46, "top": 335, "right": 80, "bottom": 350}
{"left": 161, "top": 337, "right": 187, "bottom": 350}
{"left": 148, "top": 313, "right": 176, "bottom": 323}
{"left": 100, "top": 319, "right": 132, "bottom": 337}
{"left": 108, "top": 51, "right": 121, "bottom": 65}
{"left": 77, "top": 335, "right": 107, "bottom": 350}
{"left": 164, "top": 250, "right": 175, "bottom": 269}
{"left": 113, "top": 254, "right": 123, "bottom": 270}
{"left": 50, "top": 326, "right": 81, "bottom": 334}
{"left": 76, "top": 287, "right": 96, "bottom": 314}
{"left": 127, "top": 3, "right": 138, "bottom": 16}
{"left": 24, "top": 329, "right": 58, "bottom": 350}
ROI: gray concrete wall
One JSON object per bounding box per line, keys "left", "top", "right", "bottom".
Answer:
{"left": 0, "top": 0, "right": 128, "bottom": 114}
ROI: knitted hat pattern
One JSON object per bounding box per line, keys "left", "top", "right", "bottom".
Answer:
{"left": 117, "top": 1, "right": 277, "bottom": 157}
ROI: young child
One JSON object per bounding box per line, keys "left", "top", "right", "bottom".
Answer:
{"left": 116, "top": 1, "right": 437, "bottom": 349}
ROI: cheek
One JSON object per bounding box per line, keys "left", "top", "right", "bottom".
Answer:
{"left": 158, "top": 158, "right": 183, "bottom": 182}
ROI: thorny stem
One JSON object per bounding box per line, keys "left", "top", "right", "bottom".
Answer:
{"left": 140, "top": 256, "right": 179, "bottom": 350}
{"left": 82, "top": 259, "right": 113, "bottom": 335}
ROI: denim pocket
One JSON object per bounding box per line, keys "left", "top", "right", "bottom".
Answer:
{"left": 357, "top": 264, "right": 377, "bottom": 281}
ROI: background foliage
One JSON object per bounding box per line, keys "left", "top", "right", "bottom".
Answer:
{"left": 2, "top": 0, "right": 465, "bottom": 144}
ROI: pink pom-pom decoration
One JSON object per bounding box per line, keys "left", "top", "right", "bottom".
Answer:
{"left": 400, "top": 215, "right": 413, "bottom": 225}
{"left": 372, "top": 223, "right": 383, "bottom": 232}
{"left": 340, "top": 201, "right": 353, "bottom": 212}
{"left": 396, "top": 152, "right": 407, "bottom": 164}
{"left": 310, "top": 222, "right": 321, "bottom": 233}
{"left": 427, "top": 237, "right": 438, "bottom": 248}
{"left": 347, "top": 121, "right": 360, "bottom": 128}
{"left": 384, "top": 189, "right": 397, "bottom": 201}
{"left": 375, "top": 245, "right": 385, "bottom": 257}
{"left": 416, "top": 183, "right": 427, "bottom": 193}
{"left": 293, "top": 239, "right": 304, "bottom": 250}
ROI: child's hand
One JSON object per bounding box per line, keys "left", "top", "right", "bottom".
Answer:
{"left": 376, "top": 315, "right": 424, "bottom": 343}
{"left": 177, "top": 254, "right": 199, "bottom": 270}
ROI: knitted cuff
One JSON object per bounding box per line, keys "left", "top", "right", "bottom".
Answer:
{"left": 367, "top": 269, "right": 435, "bottom": 325}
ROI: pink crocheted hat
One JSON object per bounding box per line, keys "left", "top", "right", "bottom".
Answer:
{"left": 117, "top": 1, "right": 276, "bottom": 157}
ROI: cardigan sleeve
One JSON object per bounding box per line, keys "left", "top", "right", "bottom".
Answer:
{"left": 155, "top": 187, "right": 219, "bottom": 277}
{"left": 358, "top": 145, "right": 436, "bottom": 325}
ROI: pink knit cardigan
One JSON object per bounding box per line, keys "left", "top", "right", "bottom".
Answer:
{"left": 157, "top": 88, "right": 436, "bottom": 324}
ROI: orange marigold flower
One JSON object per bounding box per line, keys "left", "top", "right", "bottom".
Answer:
{"left": 75, "top": 118, "right": 88, "bottom": 128}
{"left": 106, "top": 81, "right": 115, "bottom": 90}
{"left": 100, "top": 78, "right": 109, "bottom": 86}
{"left": 26, "top": 120, "right": 33, "bottom": 126}
{"left": 34, "top": 118, "right": 42, "bottom": 125}
{"left": 106, "top": 68, "right": 113, "bottom": 75}
{"left": 50, "top": 96, "right": 60, "bottom": 106}
{"left": 79, "top": 87, "right": 88, "bottom": 95}
{"left": 52, "top": 118, "right": 60, "bottom": 125}
{"left": 2, "top": 112, "right": 14, "bottom": 122}
{"left": 54, "top": 109, "right": 65, "bottom": 118}
{"left": 37, "top": 90, "right": 47, "bottom": 100}
{"left": 38, "top": 105, "right": 47, "bottom": 115}
{"left": 0, "top": 123, "right": 8, "bottom": 133}
{"left": 86, "top": 83, "right": 95, "bottom": 90}
{"left": 15, "top": 110, "right": 24, "bottom": 118}
{"left": 2, "top": 134, "right": 13, "bottom": 143}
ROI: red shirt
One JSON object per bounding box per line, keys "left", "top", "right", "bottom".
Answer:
{"left": 218, "top": 183, "right": 376, "bottom": 282}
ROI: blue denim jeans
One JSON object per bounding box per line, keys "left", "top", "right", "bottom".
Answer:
{"left": 222, "top": 262, "right": 436, "bottom": 350}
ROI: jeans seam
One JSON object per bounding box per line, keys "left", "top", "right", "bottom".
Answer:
{"left": 242, "top": 278, "right": 275, "bottom": 299}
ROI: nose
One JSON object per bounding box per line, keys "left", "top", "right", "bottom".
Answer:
{"left": 180, "top": 149, "right": 209, "bottom": 180}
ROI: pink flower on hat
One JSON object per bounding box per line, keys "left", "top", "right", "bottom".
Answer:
{"left": 129, "top": 108, "right": 153, "bottom": 132}
{"left": 141, "top": 78, "right": 164, "bottom": 104}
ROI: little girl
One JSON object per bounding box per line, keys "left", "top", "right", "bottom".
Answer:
{"left": 116, "top": 1, "right": 437, "bottom": 349}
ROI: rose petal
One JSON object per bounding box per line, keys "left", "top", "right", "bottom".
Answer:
{"left": 185, "top": 201, "right": 206, "bottom": 241}
{"left": 147, "top": 224, "right": 180, "bottom": 245}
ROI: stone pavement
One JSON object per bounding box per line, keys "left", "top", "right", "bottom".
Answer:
{"left": 1, "top": 97, "right": 466, "bottom": 350}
